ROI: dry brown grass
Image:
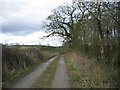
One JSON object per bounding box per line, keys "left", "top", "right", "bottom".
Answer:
{"left": 2, "top": 45, "right": 59, "bottom": 87}
{"left": 65, "top": 50, "right": 119, "bottom": 88}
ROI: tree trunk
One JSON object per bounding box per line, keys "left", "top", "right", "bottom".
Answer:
{"left": 97, "top": 19, "right": 104, "bottom": 60}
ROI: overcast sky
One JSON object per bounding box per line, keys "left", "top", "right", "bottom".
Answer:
{"left": 0, "top": 0, "right": 118, "bottom": 46}
{"left": 0, "top": 0, "right": 72, "bottom": 46}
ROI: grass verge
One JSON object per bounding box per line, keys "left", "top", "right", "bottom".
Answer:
{"left": 3, "top": 55, "right": 57, "bottom": 88}
{"left": 64, "top": 56, "right": 85, "bottom": 88}
{"left": 31, "top": 56, "right": 60, "bottom": 88}
{"left": 65, "top": 55, "right": 119, "bottom": 88}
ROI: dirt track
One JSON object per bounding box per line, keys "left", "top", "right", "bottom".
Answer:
{"left": 11, "top": 56, "right": 57, "bottom": 88}
{"left": 52, "top": 56, "right": 70, "bottom": 88}
{"left": 11, "top": 56, "right": 70, "bottom": 88}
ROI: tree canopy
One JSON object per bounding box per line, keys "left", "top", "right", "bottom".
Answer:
{"left": 43, "top": 1, "right": 119, "bottom": 67}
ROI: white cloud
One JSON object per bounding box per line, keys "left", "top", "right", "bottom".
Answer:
{"left": 1, "top": 0, "right": 71, "bottom": 45}
{"left": 2, "top": 0, "right": 72, "bottom": 24}
{"left": 0, "top": 31, "right": 62, "bottom": 46}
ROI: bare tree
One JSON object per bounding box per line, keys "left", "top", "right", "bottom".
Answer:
{"left": 43, "top": 1, "right": 86, "bottom": 47}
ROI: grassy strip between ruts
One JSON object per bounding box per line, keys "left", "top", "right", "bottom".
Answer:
{"left": 3, "top": 55, "right": 57, "bottom": 88}
{"left": 31, "top": 56, "right": 60, "bottom": 88}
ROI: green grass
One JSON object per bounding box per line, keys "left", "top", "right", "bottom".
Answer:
{"left": 7, "top": 45, "right": 62, "bottom": 51}
{"left": 31, "top": 56, "right": 60, "bottom": 88}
